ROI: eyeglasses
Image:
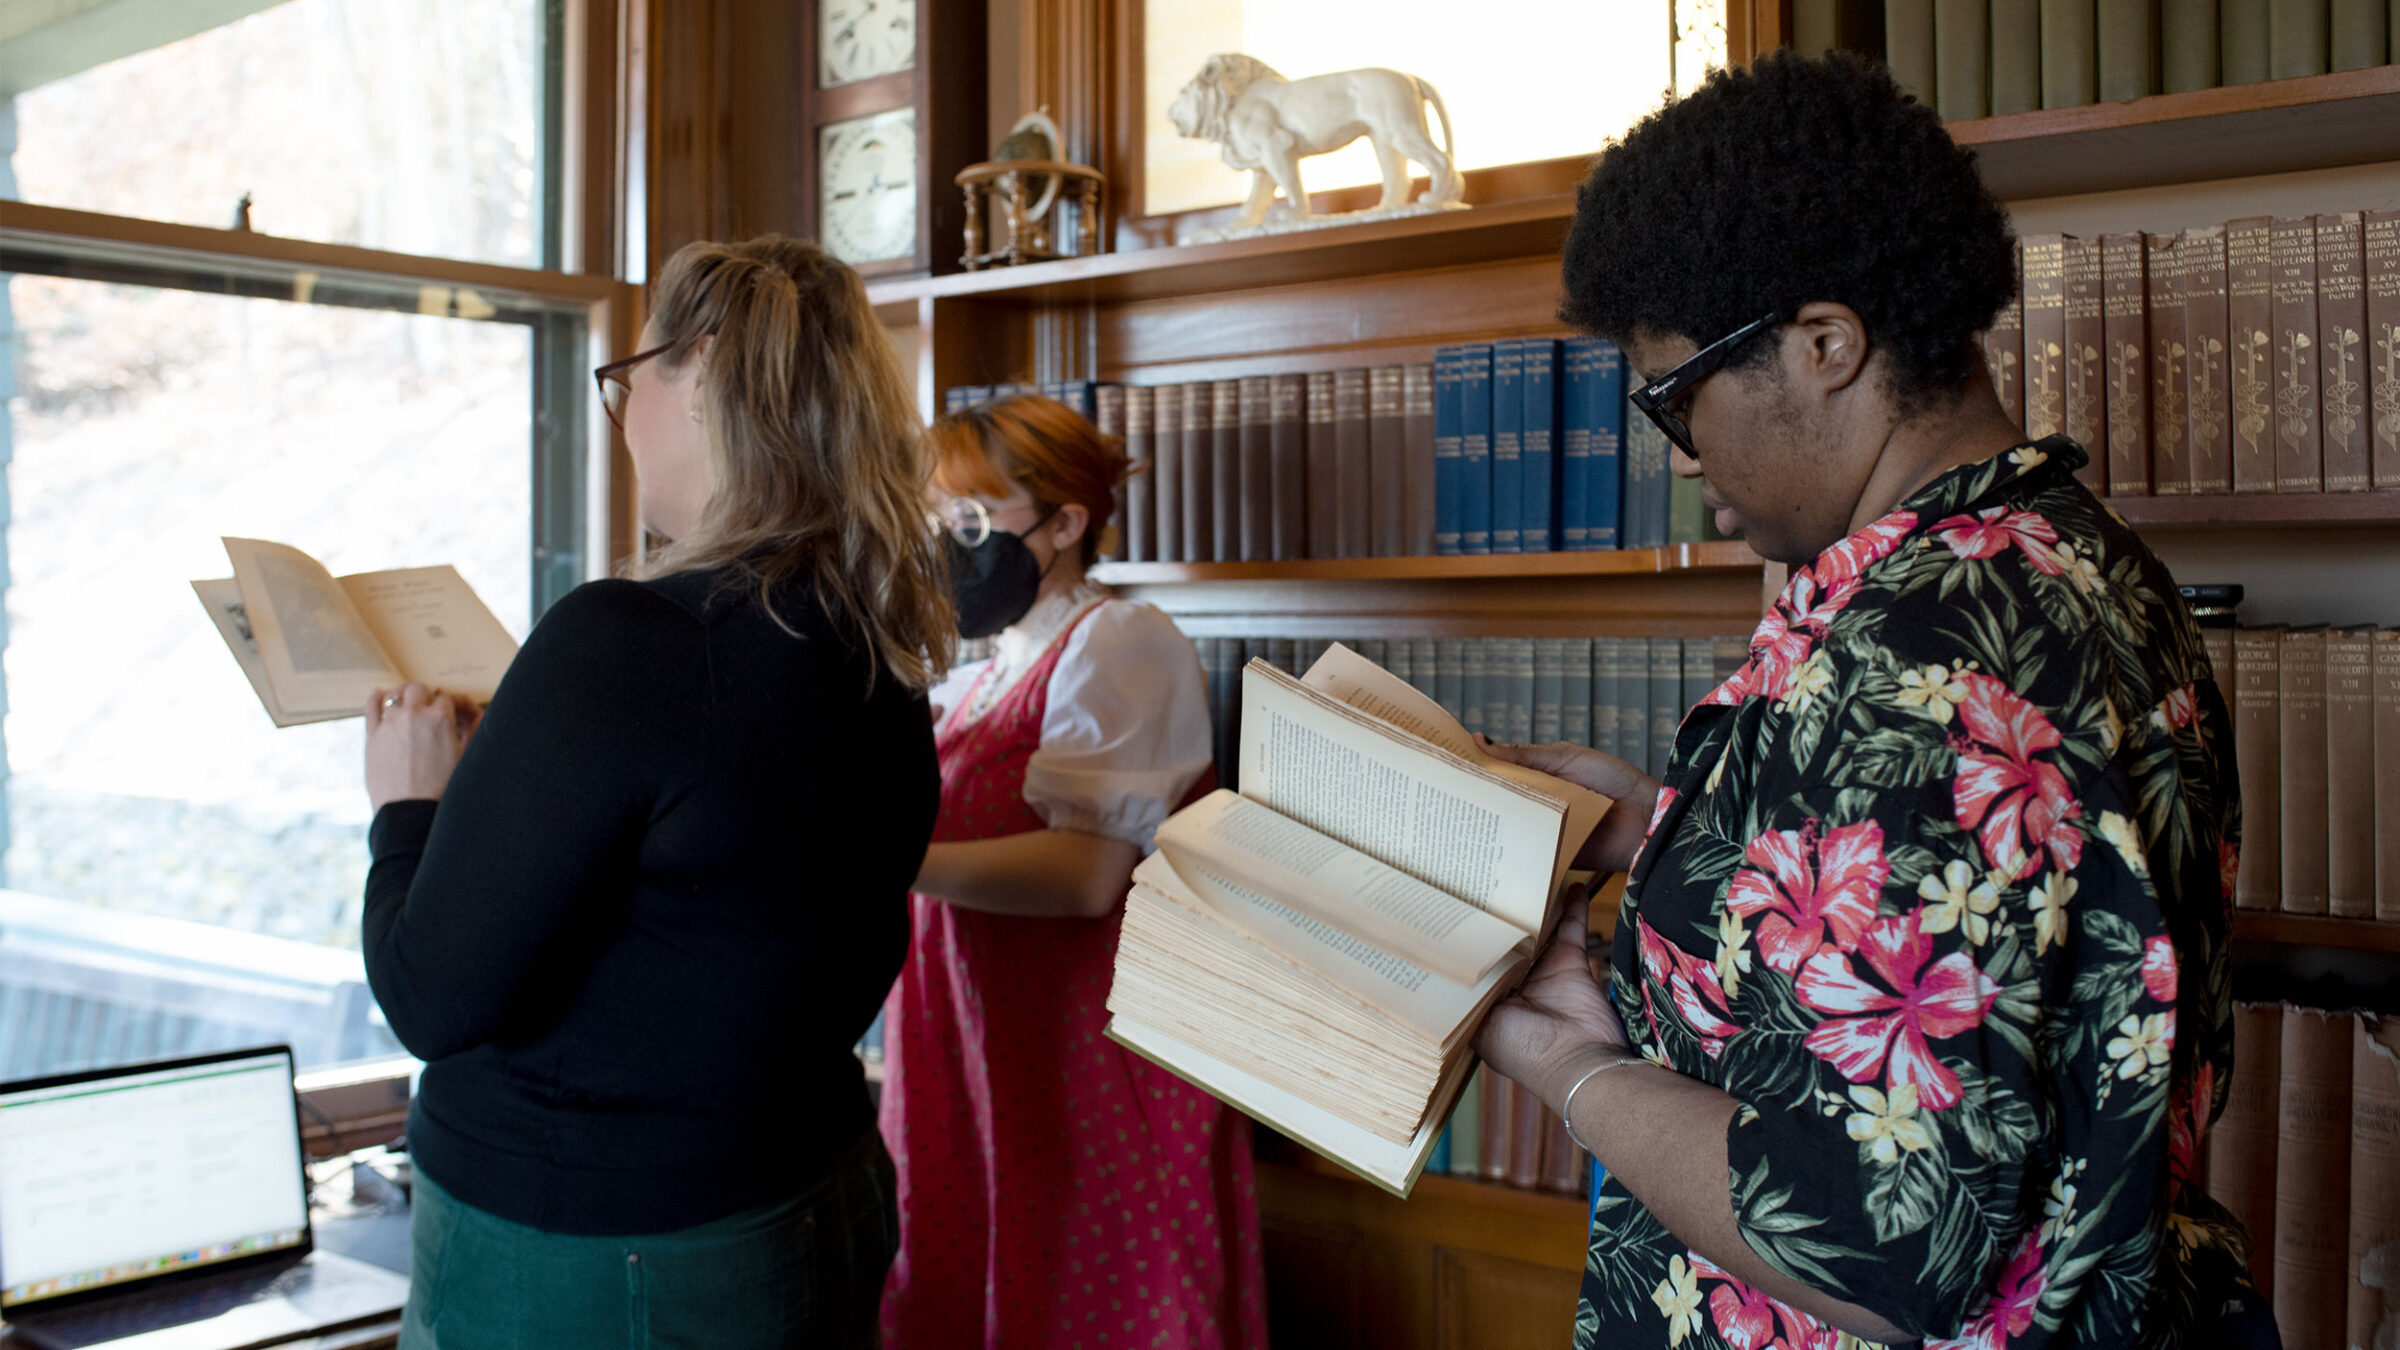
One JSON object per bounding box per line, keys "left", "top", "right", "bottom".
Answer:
{"left": 927, "top": 495, "right": 995, "bottom": 548}
{"left": 1626, "top": 312, "right": 1781, "bottom": 462}
{"left": 593, "top": 342, "right": 674, "bottom": 431}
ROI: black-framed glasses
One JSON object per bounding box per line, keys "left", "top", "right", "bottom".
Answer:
{"left": 593, "top": 342, "right": 674, "bottom": 430}
{"left": 1627, "top": 312, "right": 1781, "bottom": 461}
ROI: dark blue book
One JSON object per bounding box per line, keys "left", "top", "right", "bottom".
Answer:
{"left": 1461, "top": 639, "right": 1489, "bottom": 739}
{"left": 943, "top": 385, "right": 992, "bottom": 414}
{"left": 1623, "top": 393, "right": 1670, "bottom": 550}
{"left": 1561, "top": 638, "right": 1594, "bottom": 748}
{"left": 1433, "top": 638, "right": 1465, "bottom": 721}
{"left": 1042, "top": 380, "right": 1097, "bottom": 418}
{"left": 1681, "top": 638, "right": 1716, "bottom": 717}
{"left": 1458, "top": 345, "right": 1495, "bottom": 555}
{"left": 1608, "top": 637, "right": 1647, "bottom": 766}
{"left": 1489, "top": 340, "right": 1525, "bottom": 555}
{"left": 1561, "top": 342, "right": 1595, "bottom": 551}
{"left": 1432, "top": 347, "right": 1466, "bottom": 556}
{"left": 1588, "top": 341, "right": 1626, "bottom": 550}
{"left": 1519, "top": 339, "right": 1563, "bottom": 552}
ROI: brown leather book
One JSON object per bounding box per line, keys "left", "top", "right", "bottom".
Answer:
{"left": 2317, "top": 212, "right": 2370, "bottom": 492}
{"left": 1368, "top": 365, "right": 1406, "bottom": 558}
{"left": 2351, "top": 1014, "right": 2400, "bottom": 1350}
{"left": 2233, "top": 626, "right": 2284, "bottom": 910}
{"left": 1151, "top": 384, "right": 1183, "bottom": 563}
{"left": 1095, "top": 384, "right": 1128, "bottom": 562}
{"left": 2064, "top": 235, "right": 2108, "bottom": 490}
{"left": 2182, "top": 226, "right": 2233, "bottom": 494}
{"left": 2327, "top": 627, "right": 2377, "bottom": 918}
{"left": 1180, "top": 381, "right": 1213, "bottom": 562}
{"left": 1334, "top": 368, "right": 1372, "bottom": 559}
{"left": 2274, "top": 1006, "right": 2354, "bottom": 1350}
{"left": 2272, "top": 216, "right": 2324, "bottom": 492}
{"left": 1478, "top": 1061, "right": 1511, "bottom": 1180}
{"left": 1506, "top": 1079, "right": 1545, "bottom": 1190}
{"left": 2022, "top": 233, "right": 2069, "bottom": 441}
{"left": 1121, "top": 385, "right": 1153, "bottom": 563}
{"left": 1210, "top": 379, "right": 1241, "bottom": 563}
{"left": 1237, "top": 376, "right": 1272, "bottom": 563}
{"left": 2279, "top": 626, "right": 2330, "bottom": 915}
{"left": 2202, "top": 627, "right": 2235, "bottom": 698}
{"left": 1269, "top": 374, "right": 1307, "bottom": 563}
{"left": 2102, "top": 232, "right": 2152, "bottom": 494}
{"left": 2229, "top": 216, "right": 2279, "bottom": 494}
{"left": 2148, "top": 232, "right": 2193, "bottom": 494}
{"left": 1984, "top": 289, "right": 2026, "bottom": 431}
{"left": 2209, "top": 1001, "right": 2283, "bottom": 1296}
{"left": 1403, "top": 363, "right": 1436, "bottom": 555}
{"left": 2367, "top": 210, "right": 2400, "bottom": 490}
{"left": 2377, "top": 629, "right": 2400, "bottom": 922}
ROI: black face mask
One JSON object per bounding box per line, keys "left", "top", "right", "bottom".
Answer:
{"left": 946, "top": 511, "right": 1058, "bottom": 639}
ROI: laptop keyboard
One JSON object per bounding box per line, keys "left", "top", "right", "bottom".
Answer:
{"left": 18, "top": 1259, "right": 364, "bottom": 1346}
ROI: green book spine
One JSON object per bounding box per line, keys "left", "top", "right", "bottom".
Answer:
{"left": 2162, "top": 0, "right": 2221, "bottom": 90}
{"left": 2042, "top": 0, "right": 2099, "bottom": 106}
{"left": 2270, "top": 0, "right": 2330, "bottom": 76}
{"left": 1888, "top": 0, "right": 1940, "bottom": 105}
{"left": 1667, "top": 473, "right": 1708, "bottom": 544}
{"left": 2331, "top": 0, "right": 2388, "bottom": 67}
{"left": 1994, "top": 0, "right": 2044, "bottom": 113}
{"left": 1936, "top": 0, "right": 1993, "bottom": 118}
{"left": 2222, "top": 0, "right": 2274, "bottom": 82}
{"left": 2097, "top": 0, "right": 2161, "bottom": 100}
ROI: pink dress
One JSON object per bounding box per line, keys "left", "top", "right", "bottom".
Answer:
{"left": 878, "top": 598, "right": 1269, "bottom": 1350}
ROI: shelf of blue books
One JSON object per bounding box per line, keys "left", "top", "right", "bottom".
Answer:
{"left": 1089, "top": 540, "right": 1763, "bottom": 586}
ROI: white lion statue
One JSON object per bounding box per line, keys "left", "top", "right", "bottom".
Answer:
{"left": 1168, "top": 54, "right": 1462, "bottom": 229}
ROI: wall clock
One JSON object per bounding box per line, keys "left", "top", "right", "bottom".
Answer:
{"left": 801, "top": 0, "right": 983, "bottom": 277}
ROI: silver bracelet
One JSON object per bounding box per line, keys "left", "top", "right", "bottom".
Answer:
{"left": 1559, "top": 1054, "right": 1644, "bottom": 1155}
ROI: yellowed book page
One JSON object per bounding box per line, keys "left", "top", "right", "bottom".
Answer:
{"left": 1129, "top": 853, "right": 1516, "bottom": 1048}
{"left": 1155, "top": 790, "right": 1527, "bottom": 986}
{"left": 1302, "top": 641, "right": 1613, "bottom": 900}
{"left": 190, "top": 579, "right": 343, "bottom": 728}
{"left": 337, "top": 566, "right": 518, "bottom": 703}
{"left": 221, "top": 538, "right": 400, "bottom": 720}
{"left": 1107, "top": 1012, "right": 1470, "bottom": 1198}
{"left": 1236, "top": 660, "right": 1567, "bottom": 936}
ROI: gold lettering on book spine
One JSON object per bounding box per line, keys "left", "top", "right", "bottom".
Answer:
{"left": 2189, "top": 334, "right": 2227, "bottom": 452}
{"left": 2027, "top": 340, "right": 2064, "bottom": 435}
{"left": 2323, "top": 326, "right": 2363, "bottom": 446}
{"left": 2108, "top": 340, "right": 2145, "bottom": 452}
{"left": 2154, "top": 340, "right": 2187, "bottom": 459}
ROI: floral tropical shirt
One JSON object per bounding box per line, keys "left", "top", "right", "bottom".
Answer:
{"left": 1579, "top": 439, "right": 2254, "bottom": 1350}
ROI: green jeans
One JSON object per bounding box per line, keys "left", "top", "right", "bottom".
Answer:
{"left": 401, "top": 1130, "right": 896, "bottom": 1350}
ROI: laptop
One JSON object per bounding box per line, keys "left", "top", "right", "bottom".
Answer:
{"left": 0, "top": 1046, "right": 409, "bottom": 1349}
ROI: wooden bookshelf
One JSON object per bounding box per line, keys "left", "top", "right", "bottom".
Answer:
{"left": 2103, "top": 493, "right": 2400, "bottom": 527}
{"left": 2232, "top": 911, "right": 2400, "bottom": 955}
{"left": 1090, "top": 541, "right": 1761, "bottom": 586}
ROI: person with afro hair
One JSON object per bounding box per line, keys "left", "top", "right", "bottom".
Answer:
{"left": 1471, "top": 50, "right": 2267, "bottom": 1350}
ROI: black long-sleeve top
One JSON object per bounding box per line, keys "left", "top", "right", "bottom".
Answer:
{"left": 363, "top": 565, "right": 938, "bottom": 1235}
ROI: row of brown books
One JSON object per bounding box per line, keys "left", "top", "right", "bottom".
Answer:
{"left": 1983, "top": 210, "right": 2397, "bottom": 497}
{"left": 2203, "top": 1004, "right": 2397, "bottom": 1350}
{"left": 1425, "top": 1065, "right": 1588, "bottom": 1195}
{"left": 2212, "top": 623, "right": 2400, "bottom": 919}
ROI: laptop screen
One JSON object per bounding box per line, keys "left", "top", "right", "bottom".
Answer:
{"left": 0, "top": 1048, "right": 309, "bottom": 1309}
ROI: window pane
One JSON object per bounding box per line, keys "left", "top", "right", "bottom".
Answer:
{"left": 0, "top": 269, "right": 538, "bottom": 1077}
{"left": 4, "top": 0, "right": 543, "bottom": 267}
{"left": 1143, "top": 2, "right": 1673, "bottom": 218}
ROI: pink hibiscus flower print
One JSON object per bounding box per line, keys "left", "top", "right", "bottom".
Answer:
{"left": 1927, "top": 1231, "right": 2047, "bottom": 1350}
{"left": 1725, "top": 820, "right": 1890, "bottom": 975}
{"left": 1809, "top": 510, "right": 1919, "bottom": 589}
{"left": 2141, "top": 935, "right": 2178, "bottom": 1003}
{"left": 1630, "top": 786, "right": 1680, "bottom": 875}
{"left": 2168, "top": 1061, "right": 2212, "bottom": 1188}
{"left": 1794, "top": 911, "right": 2000, "bottom": 1110}
{"left": 1638, "top": 922, "right": 1743, "bottom": 1060}
{"left": 1687, "top": 1254, "right": 1839, "bottom": 1350}
{"left": 1749, "top": 571, "right": 1860, "bottom": 702}
{"left": 2158, "top": 682, "right": 2199, "bottom": 730}
{"left": 1950, "top": 672, "right": 2084, "bottom": 882}
{"left": 1933, "top": 507, "right": 2065, "bottom": 576}
{"left": 2217, "top": 837, "right": 2241, "bottom": 901}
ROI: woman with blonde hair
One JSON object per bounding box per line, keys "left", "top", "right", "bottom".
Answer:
{"left": 880, "top": 395, "right": 1268, "bottom": 1348}
{"left": 359, "top": 234, "right": 948, "bottom": 1349}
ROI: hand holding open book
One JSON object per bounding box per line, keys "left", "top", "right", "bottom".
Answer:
{"left": 193, "top": 538, "right": 518, "bottom": 726}
{"left": 1106, "top": 642, "right": 1611, "bottom": 1195}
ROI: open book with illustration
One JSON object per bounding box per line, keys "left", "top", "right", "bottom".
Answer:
{"left": 1106, "top": 642, "right": 1611, "bottom": 1196}
{"left": 192, "top": 537, "right": 518, "bottom": 727}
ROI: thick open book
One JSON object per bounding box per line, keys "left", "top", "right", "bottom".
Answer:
{"left": 192, "top": 537, "right": 518, "bottom": 727}
{"left": 1106, "top": 642, "right": 1610, "bottom": 1196}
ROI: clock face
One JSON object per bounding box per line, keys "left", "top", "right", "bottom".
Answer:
{"left": 819, "top": 109, "right": 918, "bottom": 266}
{"left": 819, "top": 0, "right": 916, "bottom": 87}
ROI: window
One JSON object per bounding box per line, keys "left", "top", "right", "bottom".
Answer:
{"left": 0, "top": 1, "right": 625, "bottom": 1083}
{"left": 1142, "top": 1, "right": 1677, "bottom": 218}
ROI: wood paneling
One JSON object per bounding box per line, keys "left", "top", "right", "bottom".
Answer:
{"left": 643, "top": 0, "right": 807, "bottom": 279}
{"left": 1434, "top": 1248, "right": 1581, "bottom": 1350}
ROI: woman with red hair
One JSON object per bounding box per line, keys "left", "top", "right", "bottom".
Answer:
{"left": 878, "top": 395, "right": 1268, "bottom": 1348}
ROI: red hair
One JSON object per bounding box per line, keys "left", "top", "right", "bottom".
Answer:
{"left": 927, "top": 395, "right": 1132, "bottom": 565}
